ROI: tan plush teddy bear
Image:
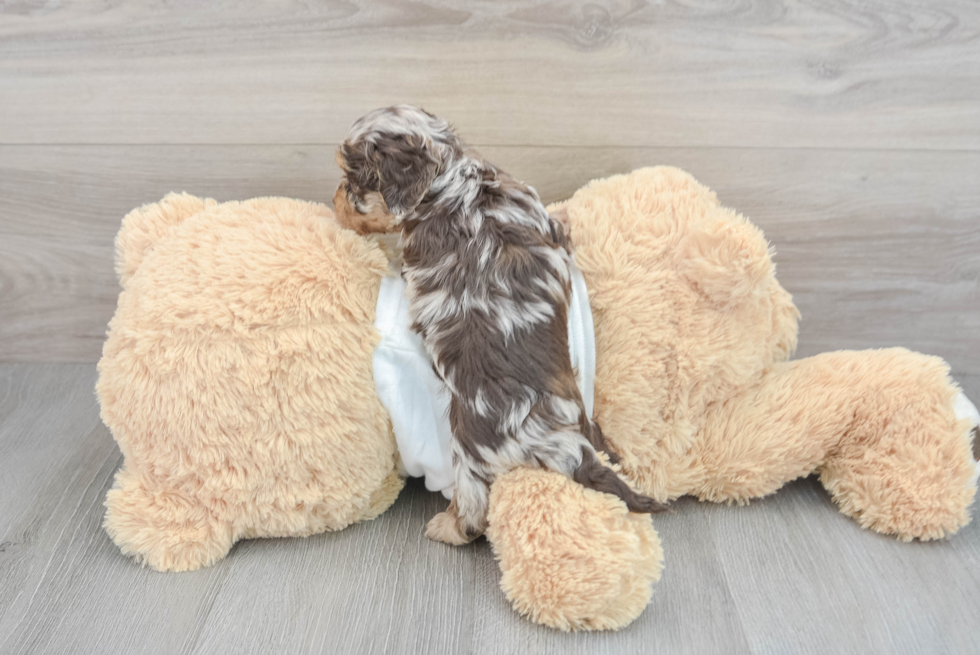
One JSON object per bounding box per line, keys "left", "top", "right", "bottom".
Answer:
{"left": 97, "top": 167, "right": 979, "bottom": 631}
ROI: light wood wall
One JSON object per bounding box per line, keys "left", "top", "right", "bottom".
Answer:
{"left": 1, "top": 1, "right": 978, "bottom": 394}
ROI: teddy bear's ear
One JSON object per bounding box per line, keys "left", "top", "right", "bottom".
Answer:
{"left": 115, "top": 192, "right": 215, "bottom": 288}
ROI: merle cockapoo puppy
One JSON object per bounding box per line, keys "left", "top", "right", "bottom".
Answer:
{"left": 333, "top": 105, "right": 667, "bottom": 545}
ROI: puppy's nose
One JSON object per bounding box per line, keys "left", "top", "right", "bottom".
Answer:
{"left": 332, "top": 184, "right": 358, "bottom": 232}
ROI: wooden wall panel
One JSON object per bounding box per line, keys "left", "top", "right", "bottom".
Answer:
{"left": 1, "top": 145, "right": 977, "bottom": 382}
{"left": 1, "top": 1, "right": 979, "bottom": 148}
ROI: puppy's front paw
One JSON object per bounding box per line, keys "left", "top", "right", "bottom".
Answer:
{"left": 425, "top": 511, "right": 471, "bottom": 546}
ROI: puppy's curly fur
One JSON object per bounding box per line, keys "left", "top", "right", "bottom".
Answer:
{"left": 335, "top": 105, "right": 668, "bottom": 544}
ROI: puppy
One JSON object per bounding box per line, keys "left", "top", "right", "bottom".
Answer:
{"left": 334, "top": 105, "right": 668, "bottom": 545}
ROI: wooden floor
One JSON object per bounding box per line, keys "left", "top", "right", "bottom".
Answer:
{"left": 1, "top": 1, "right": 979, "bottom": 653}
{"left": 0, "top": 364, "right": 978, "bottom": 655}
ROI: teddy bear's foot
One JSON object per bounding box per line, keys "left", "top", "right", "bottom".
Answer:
{"left": 103, "top": 466, "right": 235, "bottom": 572}
{"left": 819, "top": 361, "right": 979, "bottom": 542}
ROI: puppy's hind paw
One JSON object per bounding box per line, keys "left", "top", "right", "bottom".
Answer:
{"left": 425, "top": 511, "right": 472, "bottom": 546}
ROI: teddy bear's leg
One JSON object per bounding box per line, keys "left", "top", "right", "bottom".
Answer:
{"left": 485, "top": 468, "right": 663, "bottom": 631}
{"left": 355, "top": 468, "right": 407, "bottom": 523}
{"left": 103, "top": 465, "right": 235, "bottom": 572}
{"left": 695, "top": 349, "right": 978, "bottom": 540}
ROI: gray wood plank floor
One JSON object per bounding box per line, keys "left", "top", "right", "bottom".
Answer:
{"left": 2, "top": 364, "right": 979, "bottom": 655}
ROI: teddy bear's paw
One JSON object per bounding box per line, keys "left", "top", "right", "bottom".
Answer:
{"left": 425, "top": 511, "right": 473, "bottom": 546}
{"left": 103, "top": 466, "right": 235, "bottom": 572}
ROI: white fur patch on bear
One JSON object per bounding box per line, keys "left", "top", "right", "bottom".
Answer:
{"left": 953, "top": 392, "right": 980, "bottom": 491}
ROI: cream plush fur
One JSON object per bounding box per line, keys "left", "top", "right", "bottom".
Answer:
{"left": 99, "top": 194, "right": 403, "bottom": 571}
{"left": 98, "top": 168, "right": 978, "bottom": 630}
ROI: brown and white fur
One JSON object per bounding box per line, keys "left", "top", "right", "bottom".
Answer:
{"left": 334, "top": 105, "right": 668, "bottom": 545}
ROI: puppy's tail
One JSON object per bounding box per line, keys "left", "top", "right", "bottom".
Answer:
{"left": 572, "top": 447, "right": 670, "bottom": 514}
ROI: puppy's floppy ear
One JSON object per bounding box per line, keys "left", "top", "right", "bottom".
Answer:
{"left": 372, "top": 133, "right": 441, "bottom": 216}
{"left": 341, "top": 133, "right": 440, "bottom": 217}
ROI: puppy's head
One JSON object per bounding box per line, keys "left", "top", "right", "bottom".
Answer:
{"left": 334, "top": 105, "right": 458, "bottom": 234}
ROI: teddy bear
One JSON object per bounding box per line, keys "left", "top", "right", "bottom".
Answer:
{"left": 97, "top": 166, "right": 980, "bottom": 631}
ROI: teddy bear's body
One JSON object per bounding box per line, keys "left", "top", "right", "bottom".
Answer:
{"left": 554, "top": 169, "right": 976, "bottom": 535}
{"left": 97, "top": 168, "right": 978, "bottom": 630}
{"left": 99, "top": 195, "right": 403, "bottom": 571}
